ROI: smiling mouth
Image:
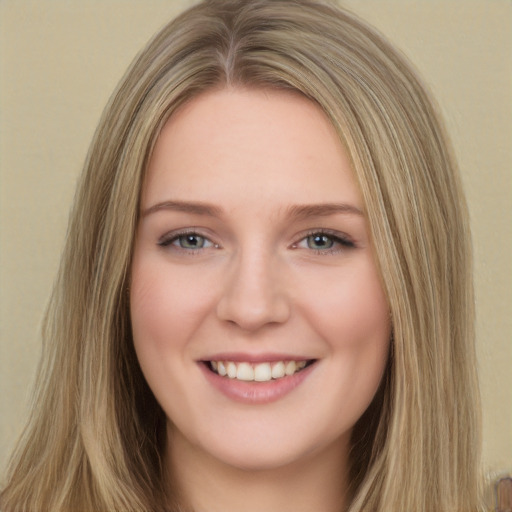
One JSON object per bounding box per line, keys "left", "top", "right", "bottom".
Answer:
{"left": 204, "top": 360, "right": 315, "bottom": 382}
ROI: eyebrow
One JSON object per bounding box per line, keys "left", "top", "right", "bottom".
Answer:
{"left": 141, "top": 200, "right": 223, "bottom": 218}
{"left": 285, "top": 202, "right": 364, "bottom": 220}
{"left": 141, "top": 200, "right": 364, "bottom": 219}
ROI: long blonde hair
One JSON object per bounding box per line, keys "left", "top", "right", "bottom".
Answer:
{"left": 1, "top": 1, "right": 482, "bottom": 510}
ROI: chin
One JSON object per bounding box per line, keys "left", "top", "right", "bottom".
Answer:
{"left": 181, "top": 420, "right": 349, "bottom": 473}
{"left": 208, "top": 444, "right": 307, "bottom": 472}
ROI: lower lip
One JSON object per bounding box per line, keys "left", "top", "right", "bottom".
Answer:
{"left": 199, "top": 362, "right": 316, "bottom": 404}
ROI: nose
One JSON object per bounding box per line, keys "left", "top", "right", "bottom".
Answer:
{"left": 216, "top": 249, "right": 291, "bottom": 331}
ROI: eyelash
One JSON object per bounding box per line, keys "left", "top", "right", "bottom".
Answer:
{"left": 157, "top": 229, "right": 355, "bottom": 254}
{"left": 293, "top": 229, "right": 355, "bottom": 255}
{"left": 157, "top": 229, "right": 216, "bottom": 252}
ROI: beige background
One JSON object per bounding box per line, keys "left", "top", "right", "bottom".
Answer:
{"left": 1, "top": 0, "right": 510, "bottom": 480}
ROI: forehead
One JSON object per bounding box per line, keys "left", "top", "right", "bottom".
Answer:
{"left": 142, "top": 87, "right": 362, "bottom": 210}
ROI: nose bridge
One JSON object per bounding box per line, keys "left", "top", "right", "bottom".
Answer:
{"left": 216, "top": 243, "right": 290, "bottom": 330}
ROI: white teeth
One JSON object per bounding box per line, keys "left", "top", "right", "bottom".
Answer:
{"left": 217, "top": 361, "right": 227, "bottom": 376}
{"left": 285, "top": 361, "right": 297, "bottom": 376}
{"left": 227, "top": 362, "right": 237, "bottom": 379}
{"left": 236, "top": 362, "right": 254, "bottom": 381}
{"left": 271, "top": 361, "right": 285, "bottom": 379}
{"left": 254, "top": 363, "right": 272, "bottom": 382}
{"left": 209, "top": 359, "right": 310, "bottom": 381}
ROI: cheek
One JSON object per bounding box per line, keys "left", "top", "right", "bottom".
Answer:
{"left": 131, "top": 255, "right": 206, "bottom": 338}
{"left": 298, "top": 258, "right": 390, "bottom": 344}
{"left": 128, "top": 253, "right": 221, "bottom": 431}
{"left": 296, "top": 258, "right": 391, "bottom": 397}
{"left": 316, "top": 272, "right": 390, "bottom": 428}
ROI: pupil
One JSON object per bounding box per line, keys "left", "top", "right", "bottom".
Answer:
{"left": 182, "top": 235, "right": 202, "bottom": 248}
{"left": 309, "top": 234, "right": 332, "bottom": 249}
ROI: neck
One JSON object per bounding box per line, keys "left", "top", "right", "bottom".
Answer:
{"left": 166, "top": 424, "right": 349, "bottom": 512}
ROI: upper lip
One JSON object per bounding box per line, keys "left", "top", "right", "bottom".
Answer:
{"left": 199, "top": 352, "right": 315, "bottom": 363}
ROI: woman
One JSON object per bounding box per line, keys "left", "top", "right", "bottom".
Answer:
{"left": 1, "top": 0, "right": 482, "bottom": 510}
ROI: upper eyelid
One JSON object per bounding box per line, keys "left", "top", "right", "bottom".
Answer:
{"left": 292, "top": 229, "right": 356, "bottom": 251}
{"left": 158, "top": 228, "right": 215, "bottom": 246}
{"left": 295, "top": 228, "right": 354, "bottom": 243}
{"left": 158, "top": 227, "right": 209, "bottom": 238}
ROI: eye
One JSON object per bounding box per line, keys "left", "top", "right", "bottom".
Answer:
{"left": 306, "top": 234, "right": 335, "bottom": 250}
{"left": 176, "top": 234, "right": 210, "bottom": 249}
{"left": 295, "top": 231, "right": 355, "bottom": 253}
{"left": 158, "top": 231, "right": 216, "bottom": 250}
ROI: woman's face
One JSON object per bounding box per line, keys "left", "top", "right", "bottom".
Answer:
{"left": 130, "top": 88, "right": 391, "bottom": 471}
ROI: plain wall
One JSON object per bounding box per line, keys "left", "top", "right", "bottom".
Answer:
{"left": 1, "top": 0, "right": 511, "bottom": 481}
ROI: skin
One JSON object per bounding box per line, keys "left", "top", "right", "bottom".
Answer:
{"left": 130, "top": 88, "right": 391, "bottom": 512}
